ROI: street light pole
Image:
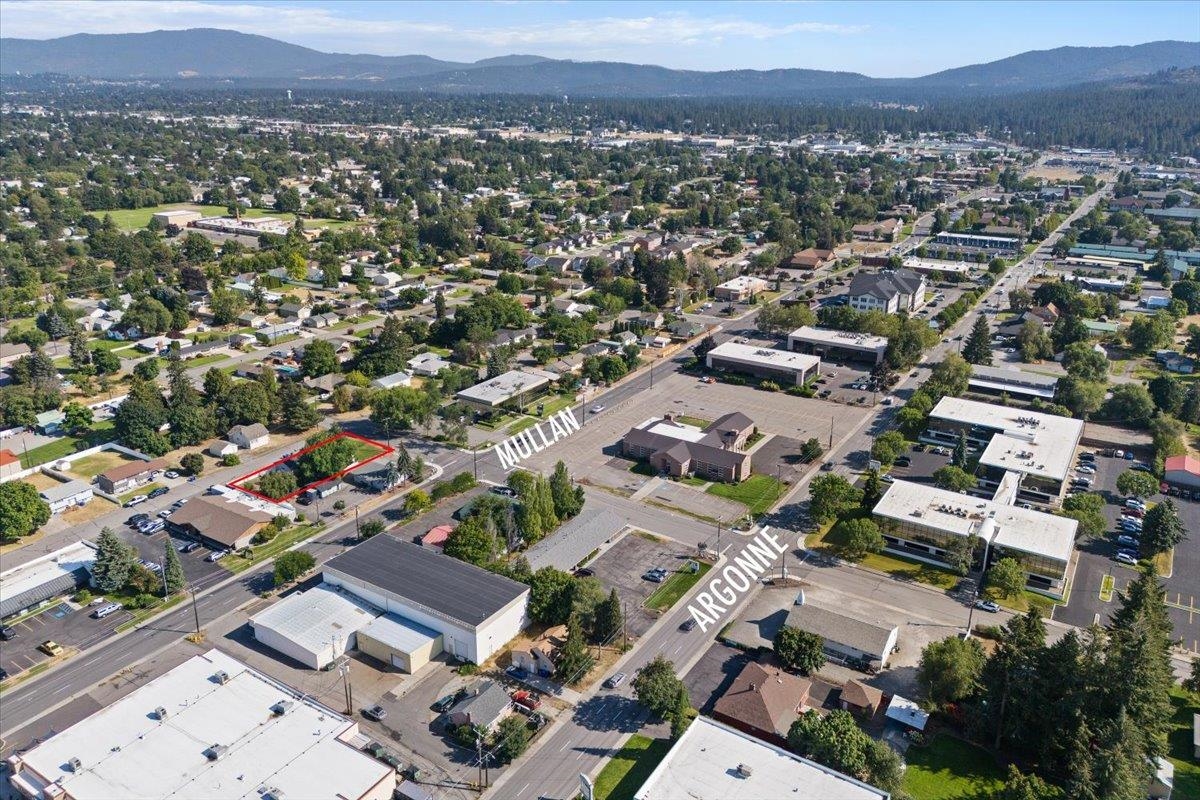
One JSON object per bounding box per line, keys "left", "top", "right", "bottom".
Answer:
{"left": 189, "top": 585, "right": 201, "bottom": 639}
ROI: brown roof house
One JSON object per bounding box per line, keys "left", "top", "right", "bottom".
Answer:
{"left": 839, "top": 679, "right": 884, "bottom": 718}
{"left": 97, "top": 458, "right": 168, "bottom": 495}
{"left": 165, "top": 495, "right": 273, "bottom": 551}
{"left": 712, "top": 662, "right": 812, "bottom": 747}
{"left": 783, "top": 248, "right": 835, "bottom": 271}
{"left": 622, "top": 411, "right": 755, "bottom": 483}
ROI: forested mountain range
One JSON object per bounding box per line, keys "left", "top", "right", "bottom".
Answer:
{"left": 2, "top": 28, "right": 1197, "bottom": 99}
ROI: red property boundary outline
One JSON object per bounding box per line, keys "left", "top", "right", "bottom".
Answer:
{"left": 228, "top": 431, "right": 395, "bottom": 503}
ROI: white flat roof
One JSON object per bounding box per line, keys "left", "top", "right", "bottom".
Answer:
{"left": 11, "top": 650, "right": 392, "bottom": 800}
{"left": 930, "top": 396, "right": 1083, "bottom": 483}
{"left": 885, "top": 695, "right": 929, "bottom": 731}
{"left": 788, "top": 326, "right": 888, "bottom": 353}
{"left": 640, "top": 418, "right": 707, "bottom": 443}
{"left": 359, "top": 613, "right": 441, "bottom": 653}
{"left": 873, "top": 480, "right": 1076, "bottom": 563}
{"left": 456, "top": 368, "right": 553, "bottom": 406}
{"left": 717, "top": 275, "right": 769, "bottom": 290}
{"left": 0, "top": 541, "right": 95, "bottom": 608}
{"left": 707, "top": 341, "right": 820, "bottom": 372}
{"left": 902, "top": 256, "right": 974, "bottom": 274}
{"left": 634, "top": 716, "right": 888, "bottom": 800}
{"left": 250, "top": 584, "right": 379, "bottom": 661}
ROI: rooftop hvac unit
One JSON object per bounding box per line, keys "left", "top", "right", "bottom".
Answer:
{"left": 204, "top": 744, "right": 228, "bottom": 761}
{"left": 270, "top": 700, "right": 294, "bottom": 716}
{"left": 263, "top": 787, "right": 285, "bottom": 800}
{"left": 214, "top": 670, "right": 231, "bottom": 685}
{"left": 67, "top": 757, "right": 82, "bottom": 773}
{"left": 154, "top": 706, "right": 168, "bottom": 720}
{"left": 736, "top": 763, "right": 753, "bottom": 778}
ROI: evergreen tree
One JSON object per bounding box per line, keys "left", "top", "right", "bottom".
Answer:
{"left": 394, "top": 443, "right": 413, "bottom": 479}
{"left": 593, "top": 588, "right": 623, "bottom": 644}
{"left": 962, "top": 316, "right": 993, "bottom": 365}
{"left": 952, "top": 429, "right": 969, "bottom": 469}
{"left": 91, "top": 527, "right": 136, "bottom": 592}
{"left": 1139, "top": 499, "right": 1187, "bottom": 557}
{"left": 859, "top": 469, "right": 883, "bottom": 511}
{"left": 670, "top": 683, "right": 692, "bottom": 740}
{"left": 549, "top": 460, "right": 584, "bottom": 519}
{"left": 68, "top": 326, "right": 92, "bottom": 371}
{"left": 555, "top": 613, "right": 594, "bottom": 685}
{"left": 163, "top": 540, "right": 185, "bottom": 595}
{"left": 1106, "top": 570, "right": 1174, "bottom": 759}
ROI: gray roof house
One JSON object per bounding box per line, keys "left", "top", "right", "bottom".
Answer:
{"left": 448, "top": 680, "right": 512, "bottom": 731}
{"left": 522, "top": 509, "right": 625, "bottom": 572}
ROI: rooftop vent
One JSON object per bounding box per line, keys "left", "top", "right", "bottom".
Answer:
{"left": 204, "top": 744, "right": 228, "bottom": 761}
{"left": 736, "top": 763, "right": 754, "bottom": 778}
{"left": 270, "top": 700, "right": 294, "bottom": 716}
{"left": 262, "top": 787, "right": 285, "bottom": 800}
{"left": 154, "top": 706, "right": 168, "bottom": 720}
{"left": 67, "top": 757, "right": 82, "bottom": 773}
{"left": 214, "top": 670, "right": 231, "bottom": 685}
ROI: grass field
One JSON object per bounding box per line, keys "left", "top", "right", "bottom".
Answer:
{"left": 223, "top": 523, "right": 323, "bottom": 574}
{"left": 644, "top": 562, "right": 711, "bottom": 611}
{"left": 592, "top": 735, "right": 673, "bottom": 800}
{"left": 674, "top": 415, "right": 712, "bottom": 429}
{"left": 69, "top": 450, "right": 135, "bottom": 479}
{"left": 809, "top": 516, "right": 959, "bottom": 590}
{"left": 902, "top": 734, "right": 1006, "bottom": 800}
{"left": 181, "top": 353, "right": 230, "bottom": 369}
{"left": 120, "top": 483, "right": 164, "bottom": 503}
{"left": 19, "top": 421, "right": 117, "bottom": 468}
{"left": 1168, "top": 687, "right": 1200, "bottom": 800}
{"left": 706, "top": 474, "right": 784, "bottom": 515}
{"left": 100, "top": 203, "right": 354, "bottom": 232}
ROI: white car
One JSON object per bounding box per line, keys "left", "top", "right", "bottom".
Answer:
{"left": 1115, "top": 552, "right": 1138, "bottom": 565}
{"left": 590, "top": 405, "right": 605, "bottom": 413}
{"left": 206, "top": 549, "right": 230, "bottom": 563}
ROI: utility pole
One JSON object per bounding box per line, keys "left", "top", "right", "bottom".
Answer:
{"left": 354, "top": 506, "right": 360, "bottom": 537}
{"left": 622, "top": 600, "right": 628, "bottom": 651}
{"left": 189, "top": 585, "right": 201, "bottom": 639}
{"left": 828, "top": 416, "right": 834, "bottom": 450}
{"left": 337, "top": 653, "right": 353, "bottom": 715}
{"left": 715, "top": 521, "right": 722, "bottom": 557}
{"left": 476, "top": 734, "right": 485, "bottom": 791}
{"left": 472, "top": 446, "right": 478, "bottom": 480}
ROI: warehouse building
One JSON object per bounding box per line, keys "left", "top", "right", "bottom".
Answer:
{"left": 250, "top": 584, "right": 379, "bottom": 669}
{"left": 787, "top": 326, "right": 888, "bottom": 366}
{"left": 705, "top": 341, "right": 820, "bottom": 386}
{"left": 1164, "top": 455, "right": 1200, "bottom": 491}
{"left": 632, "top": 716, "right": 889, "bottom": 800}
{"left": 4, "top": 650, "right": 394, "bottom": 800}
{"left": 522, "top": 508, "right": 626, "bottom": 572}
{"left": 323, "top": 535, "right": 529, "bottom": 665}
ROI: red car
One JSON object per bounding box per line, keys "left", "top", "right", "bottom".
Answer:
{"left": 512, "top": 690, "right": 541, "bottom": 711}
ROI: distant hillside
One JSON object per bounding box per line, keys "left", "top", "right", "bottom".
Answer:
{"left": 2, "top": 28, "right": 1197, "bottom": 98}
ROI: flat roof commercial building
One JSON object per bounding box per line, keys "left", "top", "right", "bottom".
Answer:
{"left": 250, "top": 584, "right": 380, "bottom": 669}
{"left": 968, "top": 365, "right": 1059, "bottom": 400}
{"left": 714, "top": 275, "right": 770, "bottom": 302}
{"left": 522, "top": 508, "right": 625, "bottom": 572}
{"left": 872, "top": 479, "right": 1076, "bottom": 598}
{"left": 5, "top": 650, "right": 394, "bottom": 800}
{"left": 787, "top": 326, "right": 888, "bottom": 366}
{"left": 323, "top": 535, "right": 529, "bottom": 665}
{"left": 455, "top": 368, "right": 554, "bottom": 411}
{"left": 933, "top": 231, "right": 1020, "bottom": 252}
{"left": 633, "top": 716, "right": 889, "bottom": 800}
{"left": 925, "top": 396, "right": 1084, "bottom": 501}
{"left": 0, "top": 541, "right": 95, "bottom": 620}
{"left": 784, "top": 599, "right": 900, "bottom": 670}
{"left": 706, "top": 341, "right": 820, "bottom": 386}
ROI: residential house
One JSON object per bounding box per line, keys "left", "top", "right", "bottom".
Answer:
{"left": 303, "top": 373, "right": 346, "bottom": 397}
{"left": 279, "top": 303, "right": 312, "bottom": 320}
{"left": 447, "top": 681, "right": 512, "bottom": 732}
{"left": 839, "top": 679, "right": 884, "bottom": 718}
{"left": 39, "top": 480, "right": 94, "bottom": 514}
{"left": 851, "top": 218, "right": 903, "bottom": 242}
{"left": 228, "top": 423, "right": 270, "bottom": 450}
{"left": 97, "top": 458, "right": 167, "bottom": 494}
{"left": 408, "top": 352, "right": 452, "bottom": 377}
{"left": 782, "top": 248, "right": 835, "bottom": 271}
{"left": 34, "top": 410, "right": 65, "bottom": 435}
{"left": 371, "top": 370, "right": 414, "bottom": 390}
{"left": 491, "top": 327, "right": 538, "bottom": 348}
{"left": 237, "top": 312, "right": 267, "bottom": 329}
{"left": 636, "top": 311, "right": 665, "bottom": 330}
{"left": 712, "top": 661, "right": 812, "bottom": 747}
{"left": 668, "top": 320, "right": 707, "bottom": 340}
{"left": 304, "top": 312, "right": 341, "bottom": 329}
{"left": 208, "top": 440, "right": 239, "bottom": 457}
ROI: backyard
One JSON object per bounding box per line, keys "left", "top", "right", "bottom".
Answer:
{"left": 19, "top": 421, "right": 118, "bottom": 468}
{"left": 1168, "top": 687, "right": 1200, "bottom": 800}
{"left": 902, "top": 734, "right": 1006, "bottom": 800}
{"left": 592, "top": 734, "right": 673, "bottom": 800}
{"left": 68, "top": 449, "right": 136, "bottom": 480}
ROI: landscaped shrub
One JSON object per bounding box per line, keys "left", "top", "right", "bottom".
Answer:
{"left": 758, "top": 380, "right": 781, "bottom": 392}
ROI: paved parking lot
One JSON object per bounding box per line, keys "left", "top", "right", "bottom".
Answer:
{"left": 682, "top": 641, "right": 752, "bottom": 715}
{"left": 1055, "top": 448, "right": 1200, "bottom": 654}
{"left": 0, "top": 601, "right": 122, "bottom": 678}
{"left": 586, "top": 533, "right": 695, "bottom": 637}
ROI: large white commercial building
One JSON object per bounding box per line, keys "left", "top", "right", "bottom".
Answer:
{"left": 705, "top": 342, "right": 820, "bottom": 386}
{"left": 787, "top": 326, "right": 888, "bottom": 366}
{"left": 5, "top": 650, "right": 394, "bottom": 800}
{"left": 323, "top": 535, "right": 529, "bottom": 665}
{"left": 633, "top": 716, "right": 889, "bottom": 800}
{"left": 0, "top": 541, "right": 96, "bottom": 620}
{"left": 872, "top": 479, "right": 1076, "bottom": 598}
{"left": 924, "top": 396, "right": 1084, "bottom": 504}
{"left": 455, "top": 368, "right": 555, "bottom": 411}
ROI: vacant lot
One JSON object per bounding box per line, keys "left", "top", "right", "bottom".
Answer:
{"left": 69, "top": 450, "right": 135, "bottom": 480}
{"left": 103, "top": 203, "right": 354, "bottom": 232}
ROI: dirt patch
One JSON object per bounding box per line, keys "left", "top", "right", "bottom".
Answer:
{"left": 21, "top": 472, "right": 61, "bottom": 490}
{"left": 60, "top": 496, "right": 119, "bottom": 524}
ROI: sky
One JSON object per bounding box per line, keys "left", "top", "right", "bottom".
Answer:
{"left": 1, "top": 0, "right": 1197, "bottom": 76}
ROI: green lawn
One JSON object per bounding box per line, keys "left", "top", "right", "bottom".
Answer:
{"left": 706, "top": 474, "right": 784, "bottom": 515}
{"left": 526, "top": 393, "right": 575, "bottom": 419}
{"left": 120, "top": 483, "right": 164, "bottom": 503}
{"left": 505, "top": 417, "right": 537, "bottom": 435}
{"left": 346, "top": 437, "right": 388, "bottom": 463}
{"left": 19, "top": 421, "right": 118, "bottom": 468}
{"left": 644, "top": 562, "right": 712, "bottom": 611}
{"left": 674, "top": 415, "right": 712, "bottom": 429}
{"left": 88, "top": 338, "right": 135, "bottom": 353}
{"left": 592, "top": 735, "right": 673, "bottom": 800}
{"left": 181, "top": 353, "right": 230, "bottom": 369}
{"left": 1167, "top": 687, "right": 1200, "bottom": 800}
{"left": 222, "top": 523, "right": 323, "bottom": 574}
{"left": 629, "top": 461, "right": 657, "bottom": 477}
{"left": 810, "top": 516, "right": 959, "bottom": 590}
{"left": 902, "top": 734, "right": 1006, "bottom": 800}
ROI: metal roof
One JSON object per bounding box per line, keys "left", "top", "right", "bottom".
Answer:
{"left": 523, "top": 509, "right": 625, "bottom": 572}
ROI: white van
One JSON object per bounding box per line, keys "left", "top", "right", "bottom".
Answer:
{"left": 91, "top": 603, "right": 123, "bottom": 620}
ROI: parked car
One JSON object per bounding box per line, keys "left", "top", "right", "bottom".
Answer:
{"left": 700, "top": 376, "right": 716, "bottom": 384}
{"left": 142, "top": 520, "right": 165, "bottom": 534}
{"left": 820, "top": 462, "right": 835, "bottom": 471}
{"left": 505, "top": 665, "right": 529, "bottom": 681}
{"left": 124, "top": 495, "right": 148, "bottom": 507}
{"left": 894, "top": 457, "right": 912, "bottom": 467}
{"left": 1115, "top": 552, "right": 1139, "bottom": 565}
{"left": 1124, "top": 499, "right": 1146, "bottom": 510}
{"left": 432, "top": 688, "right": 467, "bottom": 713}
{"left": 0, "top": 626, "right": 16, "bottom": 641}
{"left": 973, "top": 599, "right": 1000, "bottom": 613}
{"left": 181, "top": 542, "right": 201, "bottom": 554}
{"left": 148, "top": 487, "right": 169, "bottom": 499}
{"left": 1130, "top": 463, "right": 1152, "bottom": 473}
{"left": 1123, "top": 507, "right": 1145, "bottom": 518}
{"left": 1123, "top": 451, "right": 1134, "bottom": 460}
{"left": 38, "top": 640, "right": 64, "bottom": 656}
{"left": 603, "top": 672, "right": 627, "bottom": 689}
{"left": 206, "top": 549, "right": 229, "bottom": 562}
{"left": 489, "top": 486, "right": 518, "bottom": 498}
{"left": 512, "top": 690, "right": 541, "bottom": 711}
{"left": 1117, "top": 535, "right": 1139, "bottom": 547}
{"left": 157, "top": 509, "right": 173, "bottom": 518}
{"left": 164, "top": 471, "right": 180, "bottom": 479}
{"left": 127, "top": 513, "right": 150, "bottom": 526}
{"left": 573, "top": 568, "right": 594, "bottom": 578}
{"left": 590, "top": 405, "right": 605, "bottom": 413}
{"left": 362, "top": 705, "right": 387, "bottom": 722}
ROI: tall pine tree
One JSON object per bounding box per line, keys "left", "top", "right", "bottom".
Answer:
{"left": 962, "top": 316, "right": 993, "bottom": 365}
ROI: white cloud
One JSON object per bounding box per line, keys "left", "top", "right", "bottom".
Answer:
{"left": 0, "top": 1, "right": 865, "bottom": 62}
